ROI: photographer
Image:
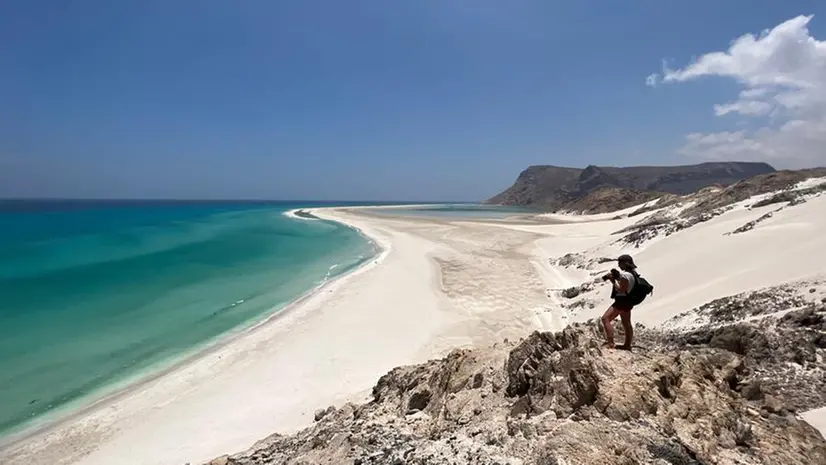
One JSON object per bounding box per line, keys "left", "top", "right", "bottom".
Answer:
{"left": 600, "top": 254, "right": 638, "bottom": 350}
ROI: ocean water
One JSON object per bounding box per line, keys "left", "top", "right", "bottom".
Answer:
{"left": 0, "top": 200, "right": 377, "bottom": 436}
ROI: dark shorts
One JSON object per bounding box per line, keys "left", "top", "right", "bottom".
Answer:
{"left": 613, "top": 297, "right": 634, "bottom": 312}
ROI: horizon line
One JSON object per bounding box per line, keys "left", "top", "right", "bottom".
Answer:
{"left": 0, "top": 198, "right": 482, "bottom": 204}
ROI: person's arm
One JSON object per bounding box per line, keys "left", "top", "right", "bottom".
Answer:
{"left": 610, "top": 271, "right": 629, "bottom": 293}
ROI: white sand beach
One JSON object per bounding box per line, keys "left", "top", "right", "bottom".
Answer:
{"left": 4, "top": 186, "right": 826, "bottom": 465}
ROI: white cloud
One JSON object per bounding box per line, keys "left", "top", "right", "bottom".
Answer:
{"left": 713, "top": 100, "right": 773, "bottom": 116}
{"left": 648, "top": 14, "right": 826, "bottom": 168}
{"left": 739, "top": 88, "right": 770, "bottom": 99}
{"left": 645, "top": 73, "right": 659, "bottom": 87}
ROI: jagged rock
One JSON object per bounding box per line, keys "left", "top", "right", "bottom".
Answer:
{"left": 669, "top": 285, "right": 810, "bottom": 326}
{"left": 740, "top": 380, "right": 763, "bottom": 401}
{"left": 658, "top": 283, "right": 826, "bottom": 415}
{"left": 561, "top": 286, "right": 581, "bottom": 298}
{"left": 554, "top": 253, "right": 584, "bottom": 268}
{"left": 205, "top": 294, "right": 826, "bottom": 465}
{"left": 752, "top": 191, "right": 799, "bottom": 208}
{"left": 559, "top": 281, "right": 596, "bottom": 299}
{"left": 762, "top": 394, "right": 787, "bottom": 415}
{"left": 314, "top": 406, "right": 335, "bottom": 422}
{"left": 750, "top": 179, "right": 826, "bottom": 208}
{"left": 616, "top": 206, "right": 733, "bottom": 248}
{"left": 728, "top": 210, "right": 779, "bottom": 235}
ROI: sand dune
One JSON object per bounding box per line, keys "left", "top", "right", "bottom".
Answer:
{"left": 4, "top": 181, "right": 826, "bottom": 465}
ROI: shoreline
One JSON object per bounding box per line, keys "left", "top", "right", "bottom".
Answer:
{"left": 7, "top": 191, "right": 826, "bottom": 464}
{"left": 0, "top": 206, "right": 390, "bottom": 456}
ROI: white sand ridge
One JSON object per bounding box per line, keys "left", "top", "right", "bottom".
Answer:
{"left": 4, "top": 174, "right": 826, "bottom": 465}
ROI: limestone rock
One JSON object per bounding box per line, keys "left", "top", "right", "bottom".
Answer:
{"left": 314, "top": 406, "right": 335, "bottom": 422}
{"left": 203, "top": 298, "right": 826, "bottom": 465}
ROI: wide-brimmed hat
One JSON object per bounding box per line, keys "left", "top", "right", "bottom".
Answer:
{"left": 617, "top": 254, "right": 636, "bottom": 269}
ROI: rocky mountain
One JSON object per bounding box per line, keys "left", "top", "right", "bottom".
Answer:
{"left": 486, "top": 162, "right": 776, "bottom": 212}
{"left": 203, "top": 283, "right": 826, "bottom": 465}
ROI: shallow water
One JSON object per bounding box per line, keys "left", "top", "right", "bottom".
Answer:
{"left": 363, "top": 203, "right": 541, "bottom": 219}
{"left": 0, "top": 200, "right": 377, "bottom": 435}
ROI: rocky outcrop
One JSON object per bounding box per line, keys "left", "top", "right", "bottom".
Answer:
{"left": 203, "top": 291, "right": 826, "bottom": 465}
{"left": 680, "top": 168, "right": 826, "bottom": 218}
{"left": 560, "top": 188, "right": 664, "bottom": 214}
{"left": 615, "top": 206, "right": 733, "bottom": 248}
{"left": 487, "top": 162, "right": 775, "bottom": 212}
{"left": 655, "top": 282, "right": 826, "bottom": 416}
{"left": 613, "top": 169, "right": 826, "bottom": 248}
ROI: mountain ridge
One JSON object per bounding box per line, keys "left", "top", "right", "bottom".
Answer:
{"left": 486, "top": 161, "right": 776, "bottom": 211}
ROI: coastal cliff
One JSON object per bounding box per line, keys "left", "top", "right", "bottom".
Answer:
{"left": 486, "top": 162, "right": 776, "bottom": 212}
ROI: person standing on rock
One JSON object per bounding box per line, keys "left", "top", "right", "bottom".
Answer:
{"left": 601, "top": 254, "right": 638, "bottom": 350}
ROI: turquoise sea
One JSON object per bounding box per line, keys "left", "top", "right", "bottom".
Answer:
{"left": 0, "top": 200, "right": 379, "bottom": 436}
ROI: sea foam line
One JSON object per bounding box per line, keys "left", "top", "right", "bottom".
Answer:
{"left": 283, "top": 209, "right": 319, "bottom": 220}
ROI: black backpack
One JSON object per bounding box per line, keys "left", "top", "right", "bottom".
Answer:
{"left": 627, "top": 271, "right": 654, "bottom": 305}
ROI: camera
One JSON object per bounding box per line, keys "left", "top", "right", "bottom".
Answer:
{"left": 602, "top": 268, "right": 620, "bottom": 281}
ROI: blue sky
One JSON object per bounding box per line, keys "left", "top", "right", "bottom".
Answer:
{"left": 2, "top": 1, "right": 825, "bottom": 201}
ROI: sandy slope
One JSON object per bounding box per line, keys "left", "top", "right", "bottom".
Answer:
{"left": 4, "top": 186, "right": 826, "bottom": 465}
{"left": 1, "top": 211, "right": 451, "bottom": 465}
{"left": 527, "top": 187, "right": 826, "bottom": 328}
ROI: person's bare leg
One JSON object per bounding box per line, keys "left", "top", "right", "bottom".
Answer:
{"left": 618, "top": 310, "right": 633, "bottom": 350}
{"left": 601, "top": 307, "right": 620, "bottom": 349}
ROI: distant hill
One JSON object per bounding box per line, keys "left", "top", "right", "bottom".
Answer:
{"left": 486, "top": 162, "right": 776, "bottom": 211}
